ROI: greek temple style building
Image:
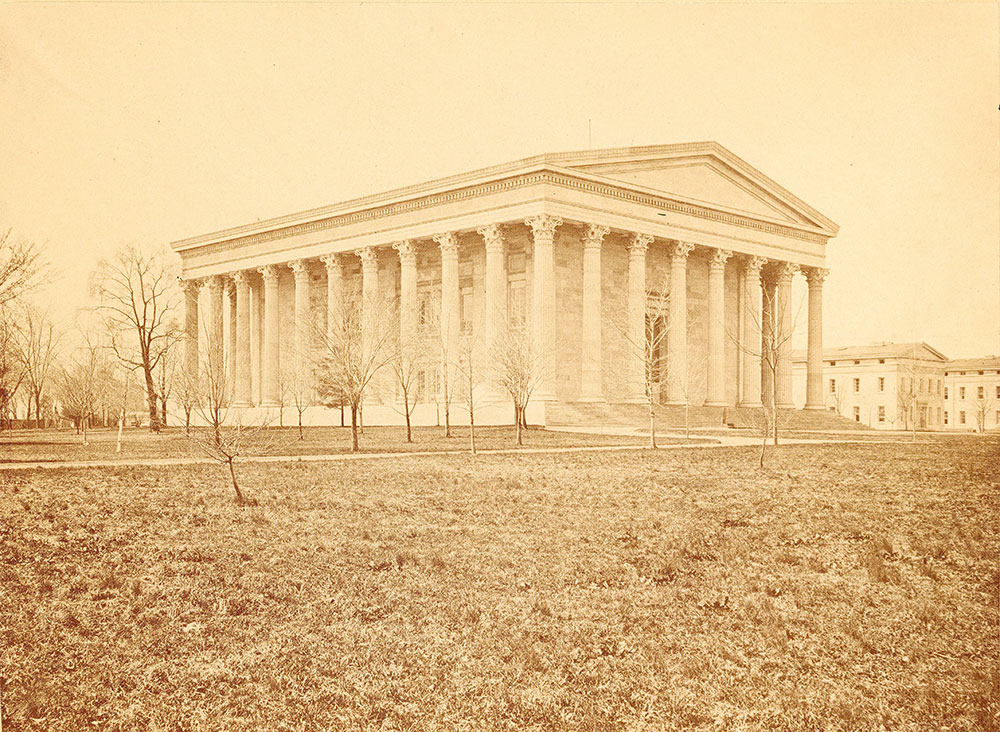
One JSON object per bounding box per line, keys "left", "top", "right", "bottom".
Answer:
{"left": 171, "top": 142, "right": 838, "bottom": 426}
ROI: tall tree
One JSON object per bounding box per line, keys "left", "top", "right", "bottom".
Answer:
{"left": 91, "top": 245, "right": 177, "bottom": 433}
{"left": 0, "top": 229, "right": 43, "bottom": 308}
{"left": 491, "top": 319, "right": 541, "bottom": 447}
{"left": 13, "top": 305, "right": 61, "bottom": 427}
{"left": 0, "top": 311, "right": 25, "bottom": 428}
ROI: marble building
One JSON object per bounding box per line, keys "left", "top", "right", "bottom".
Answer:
{"left": 170, "top": 142, "right": 838, "bottom": 425}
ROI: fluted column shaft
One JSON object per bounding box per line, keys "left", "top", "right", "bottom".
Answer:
{"left": 666, "top": 242, "right": 694, "bottom": 405}
{"left": 805, "top": 267, "right": 828, "bottom": 410}
{"left": 290, "top": 260, "right": 311, "bottom": 365}
{"left": 321, "top": 254, "right": 342, "bottom": 344}
{"left": 258, "top": 265, "right": 280, "bottom": 407}
{"left": 394, "top": 242, "right": 417, "bottom": 344}
{"left": 233, "top": 272, "right": 252, "bottom": 406}
{"left": 740, "top": 257, "right": 765, "bottom": 407}
{"left": 203, "top": 276, "right": 225, "bottom": 375}
{"left": 182, "top": 280, "right": 199, "bottom": 385}
{"left": 356, "top": 248, "right": 380, "bottom": 404}
{"left": 625, "top": 233, "right": 651, "bottom": 403}
{"left": 761, "top": 273, "right": 776, "bottom": 408}
{"left": 525, "top": 216, "right": 561, "bottom": 400}
{"left": 706, "top": 249, "right": 732, "bottom": 406}
{"left": 776, "top": 263, "right": 796, "bottom": 408}
{"left": 478, "top": 225, "right": 505, "bottom": 360}
{"left": 226, "top": 281, "right": 237, "bottom": 395}
{"left": 580, "top": 224, "right": 609, "bottom": 401}
{"left": 433, "top": 234, "right": 460, "bottom": 400}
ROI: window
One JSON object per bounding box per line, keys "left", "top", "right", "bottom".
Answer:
{"left": 978, "top": 386, "right": 985, "bottom": 399}
{"left": 853, "top": 360, "right": 860, "bottom": 365}
{"left": 878, "top": 377, "right": 885, "bottom": 392}
{"left": 944, "top": 411, "right": 949, "bottom": 425}
{"left": 919, "top": 379, "right": 925, "bottom": 394}
{"left": 417, "top": 293, "right": 431, "bottom": 327}
{"left": 944, "top": 387, "right": 949, "bottom": 399}
{"left": 877, "top": 406, "right": 885, "bottom": 423}
{"left": 460, "top": 288, "right": 473, "bottom": 334}
{"left": 996, "top": 386, "right": 1000, "bottom": 399}
{"left": 878, "top": 359, "right": 885, "bottom": 364}
{"left": 853, "top": 406, "right": 860, "bottom": 422}
{"left": 996, "top": 410, "right": 1000, "bottom": 424}
{"left": 853, "top": 378, "right": 860, "bottom": 393}
{"left": 829, "top": 378, "right": 836, "bottom": 393}
{"left": 828, "top": 406, "right": 836, "bottom": 412}
{"left": 959, "top": 411, "right": 966, "bottom": 424}
{"left": 828, "top": 361, "right": 836, "bottom": 367}
{"left": 960, "top": 387, "right": 966, "bottom": 400}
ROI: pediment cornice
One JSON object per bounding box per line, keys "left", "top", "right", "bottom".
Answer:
{"left": 174, "top": 165, "right": 833, "bottom": 262}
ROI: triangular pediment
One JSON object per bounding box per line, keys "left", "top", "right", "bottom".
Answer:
{"left": 549, "top": 142, "right": 838, "bottom": 234}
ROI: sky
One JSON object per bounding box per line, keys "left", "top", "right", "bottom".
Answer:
{"left": 1, "top": 1, "right": 997, "bottom": 358}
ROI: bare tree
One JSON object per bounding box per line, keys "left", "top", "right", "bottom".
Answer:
{"left": 0, "top": 229, "right": 44, "bottom": 308}
{"left": 315, "top": 288, "right": 393, "bottom": 452}
{"left": 183, "top": 322, "right": 277, "bottom": 503}
{"left": 729, "top": 266, "right": 802, "bottom": 466}
{"left": 386, "top": 330, "right": 422, "bottom": 443}
{"left": 455, "top": 323, "right": 484, "bottom": 454}
{"left": 0, "top": 311, "right": 25, "bottom": 428}
{"left": 973, "top": 394, "right": 995, "bottom": 433}
{"left": 491, "top": 319, "right": 541, "bottom": 446}
{"left": 13, "top": 305, "right": 61, "bottom": 427}
{"left": 58, "top": 336, "right": 112, "bottom": 444}
{"left": 895, "top": 357, "right": 920, "bottom": 442}
{"left": 613, "top": 283, "right": 672, "bottom": 449}
{"left": 91, "top": 245, "right": 177, "bottom": 433}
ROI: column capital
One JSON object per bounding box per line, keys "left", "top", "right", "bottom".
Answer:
{"left": 289, "top": 259, "right": 310, "bottom": 280}
{"left": 356, "top": 247, "right": 379, "bottom": 267}
{"left": 477, "top": 224, "right": 505, "bottom": 253}
{"left": 583, "top": 224, "right": 610, "bottom": 250}
{"left": 433, "top": 232, "right": 458, "bottom": 255}
{"left": 743, "top": 255, "right": 767, "bottom": 277}
{"left": 320, "top": 253, "right": 341, "bottom": 274}
{"left": 203, "top": 274, "right": 224, "bottom": 292}
{"left": 181, "top": 278, "right": 201, "bottom": 295}
{"left": 628, "top": 232, "right": 653, "bottom": 256}
{"left": 524, "top": 214, "right": 562, "bottom": 239}
{"left": 775, "top": 261, "right": 799, "bottom": 282}
{"left": 258, "top": 264, "right": 280, "bottom": 285}
{"left": 804, "top": 266, "right": 829, "bottom": 286}
{"left": 709, "top": 248, "right": 733, "bottom": 270}
{"left": 231, "top": 270, "right": 250, "bottom": 287}
{"left": 671, "top": 241, "right": 695, "bottom": 260}
{"left": 392, "top": 240, "right": 416, "bottom": 261}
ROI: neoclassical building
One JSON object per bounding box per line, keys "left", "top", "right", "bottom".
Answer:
{"left": 171, "top": 142, "right": 838, "bottom": 425}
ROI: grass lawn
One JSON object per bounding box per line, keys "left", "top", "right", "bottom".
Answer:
{"left": 1, "top": 437, "right": 997, "bottom": 731}
{"left": 0, "top": 425, "right": 675, "bottom": 464}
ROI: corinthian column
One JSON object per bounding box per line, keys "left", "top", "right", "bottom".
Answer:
{"left": 320, "top": 253, "right": 342, "bottom": 344}
{"left": 226, "top": 279, "right": 237, "bottom": 396}
{"left": 705, "top": 248, "right": 732, "bottom": 406}
{"left": 289, "top": 259, "right": 311, "bottom": 365}
{"left": 739, "top": 256, "right": 766, "bottom": 408}
{"left": 433, "top": 233, "right": 460, "bottom": 399}
{"left": 393, "top": 241, "right": 417, "bottom": 344}
{"left": 666, "top": 241, "right": 695, "bottom": 405}
{"left": 626, "top": 233, "right": 652, "bottom": 403}
{"left": 775, "top": 262, "right": 798, "bottom": 409}
{"left": 232, "top": 271, "right": 252, "bottom": 407}
{"left": 525, "top": 215, "right": 561, "bottom": 400}
{"left": 478, "top": 225, "right": 505, "bottom": 365}
{"left": 580, "top": 224, "right": 609, "bottom": 402}
{"left": 258, "top": 265, "right": 280, "bottom": 407}
{"left": 804, "top": 267, "right": 829, "bottom": 410}
{"left": 181, "top": 279, "right": 200, "bottom": 386}
{"left": 202, "top": 276, "right": 225, "bottom": 375}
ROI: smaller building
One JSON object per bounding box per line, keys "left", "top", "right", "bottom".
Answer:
{"left": 942, "top": 357, "right": 1000, "bottom": 432}
{"left": 791, "top": 343, "right": 948, "bottom": 430}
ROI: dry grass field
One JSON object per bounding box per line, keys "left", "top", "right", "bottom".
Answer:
{"left": 0, "top": 425, "right": 667, "bottom": 464}
{"left": 1, "top": 436, "right": 997, "bottom": 731}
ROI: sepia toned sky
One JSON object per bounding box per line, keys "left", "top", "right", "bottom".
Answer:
{"left": 1, "top": 2, "right": 997, "bottom": 357}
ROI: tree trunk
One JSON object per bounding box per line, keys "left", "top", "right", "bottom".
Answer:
{"left": 227, "top": 457, "right": 245, "bottom": 504}
{"left": 34, "top": 393, "right": 41, "bottom": 429}
{"left": 350, "top": 404, "right": 359, "bottom": 452}
{"left": 184, "top": 408, "right": 191, "bottom": 435}
{"left": 649, "top": 398, "right": 656, "bottom": 449}
{"left": 116, "top": 412, "right": 124, "bottom": 453}
{"left": 516, "top": 405, "right": 523, "bottom": 446}
{"left": 469, "top": 399, "right": 476, "bottom": 455}
{"left": 405, "top": 399, "right": 412, "bottom": 443}
{"left": 82, "top": 416, "right": 89, "bottom": 446}
{"left": 143, "top": 366, "right": 160, "bottom": 433}
{"left": 160, "top": 397, "right": 167, "bottom": 428}
{"left": 444, "top": 399, "right": 451, "bottom": 438}
{"left": 298, "top": 411, "right": 303, "bottom": 440}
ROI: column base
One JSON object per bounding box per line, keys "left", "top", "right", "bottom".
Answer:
{"left": 738, "top": 400, "right": 763, "bottom": 409}
{"left": 624, "top": 396, "right": 647, "bottom": 405}
{"left": 776, "top": 402, "right": 795, "bottom": 410}
{"left": 577, "top": 394, "right": 606, "bottom": 403}
{"left": 233, "top": 400, "right": 254, "bottom": 409}
{"left": 534, "top": 391, "right": 557, "bottom": 402}
{"left": 703, "top": 400, "right": 728, "bottom": 407}
{"left": 259, "top": 400, "right": 280, "bottom": 409}
{"left": 664, "top": 399, "right": 687, "bottom": 406}
{"left": 804, "top": 404, "right": 826, "bottom": 411}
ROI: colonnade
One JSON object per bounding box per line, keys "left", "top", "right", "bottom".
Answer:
{"left": 181, "top": 217, "right": 828, "bottom": 414}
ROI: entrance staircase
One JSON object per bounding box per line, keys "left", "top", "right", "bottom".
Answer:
{"left": 546, "top": 401, "right": 871, "bottom": 432}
